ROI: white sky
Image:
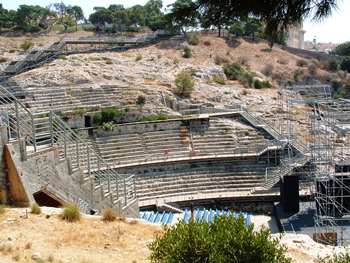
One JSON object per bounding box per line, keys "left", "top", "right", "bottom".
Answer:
{"left": 1, "top": 0, "right": 349, "bottom": 44}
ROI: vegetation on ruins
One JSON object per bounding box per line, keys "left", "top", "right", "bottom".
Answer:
{"left": 0, "top": 205, "right": 5, "bottom": 215}
{"left": 135, "top": 54, "right": 143, "bottom": 61}
{"left": 149, "top": 215, "right": 291, "bottom": 263}
{"left": 187, "top": 33, "right": 200, "bottom": 46}
{"left": 62, "top": 203, "right": 81, "bottom": 222}
{"left": 334, "top": 42, "right": 350, "bottom": 57}
{"left": 102, "top": 121, "right": 118, "bottom": 131}
{"left": 72, "top": 107, "right": 86, "bottom": 117}
{"left": 212, "top": 75, "right": 226, "bottom": 85}
{"left": 93, "top": 106, "right": 122, "bottom": 125}
{"left": 340, "top": 58, "right": 350, "bottom": 73}
{"left": 20, "top": 40, "right": 33, "bottom": 52}
{"left": 183, "top": 46, "right": 192, "bottom": 58}
{"left": 136, "top": 95, "right": 146, "bottom": 107}
{"left": 174, "top": 70, "right": 195, "bottom": 97}
{"left": 139, "top": 113, "right": 168, "bottom": 122}
{"left": 253, "top": 79, "right": 272, "bottom": 89}
{"left": 319, "top": 252, "right": 350, "bottom": 263}
{"left": 30, "top": 203, "right": 41, "bottom": 214}
{"left": 223, "top": 63, "right": 255, "bottom": 88}
{"left": 102, "top": 208, "right": 117, "bottom": 222}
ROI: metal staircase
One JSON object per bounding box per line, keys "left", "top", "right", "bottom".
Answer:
{"left": 0, "top": 84, "right": 136, "bottom": 212}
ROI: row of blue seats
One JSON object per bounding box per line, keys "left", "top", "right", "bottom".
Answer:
{"left": 139, "top": 211, "right": 174, "bottom": 225}
{"left": 183, "top": 208, "right": 252, "bottom": 225}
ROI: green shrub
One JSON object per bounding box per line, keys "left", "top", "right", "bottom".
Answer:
{"left": 136, "top": 95, "right": 146, "bottom": 107}
{"left": 135, "top": 54, "right": 142, "bottom": 61}
{"left": 223, "top": 63, "right": 255, "bottom": 88}
{"left": 187, "top": 33, "right": 200, "bottom": 46}
{"left": 214, "top": 55, "right": 229, "bottom": 65}
{"left": 102, "top": 122, "right": 117, "bottom": 131}
{"left": 0, "top": 205, "right": 5, "bottom": 215}
{"left": 62, "top": 203, "right": 81, "bottom": 222}
{"left": 334, "top": 42, "right": 350, "bottom": 56}
{"left": 341, "top": 57, "right": 350, "bottom": 73}
{"left": 319, "top": 252, "right": 350, "bottom": 263}
{"left": 30, "top": 203, "right": 41, "bottom": 215}
{"left": 20, "top": 40, "right": 33, "bottom": 52}
{"left": 253, "top": 79, "right": 272, "bottom": 89}
{"left": 149, "top": 215, "right": 291, "bottom": 263}
{"left": 296, "top": 59, "right": 308, "bottom": 67}
{"left": 212, "top": 75, "right": 226, "bottom": 85}
{"left": 139, "top": 114, "right": 168, "bottom": 122}
{"left": 183, "top": 46, "right": 192, "bottom": 58}
{"left": 328, "top": 60, "right": 339, "bottom": 72}
{"left": 93, "top": 107, "right": 122, "bottom": 125}
{"left": 102, "top": 208, "right": 117, "bottom": 222}
{"left": 174, "top": 70, "right": 195, "bottom": 97}
{"left": 73, "top": 107, "right": 86, "bottom": 116}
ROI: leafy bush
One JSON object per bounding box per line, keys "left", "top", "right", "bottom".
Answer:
{"left": 139, "top": 114, "right": 168, "bottom": 122}
{"left": 214, "top": 55, "right": 229, "bottom": 65}
{"left": 340, "top": 57, "right": 350, "bottom": 73}
{"left": 319, "top": 252, "right": 350, "bottom": 263}
{"left": 0, "top": 205, "right": 5, "bottom": 215}
{"left": 149, "top": 215, "right": 291, "bottom": 263}
{"left": 135, "top": 54, "right": 142, "bottom": 61}
{"left": 62, "top": 203, "right": 81, "bottom": 222}
{"left": 102, "top": 122, "right": 117, "bottom": 131}
{"left": 30, "top": 203, "right": 41, "bottom": 214}
{"left": 183, "top": 46, "right": 192, "bottom": 58}
{"left": 20, "top": 40, "right": 33, "bottom": 52}
{"left": 187, "top": 33, "right": 200, "bottom": 46}
{"left": 136, "top": 95, "right": 146, "bottom": 107}
{"left": 277, "top": 58, "right": 289, "bottom": 65}
{"left": 334, "top": 42, "right": 350, "bottom": 56}
{"left": 212, "top": 75, "right": 226, "bottom": 85}
{"left": 93, "top": 107, "right": 122, "bottom": 125}
{"left": 327, "top": 60, "right": 339, "bottom": 72}
{"left": 223, "top": 63, "right": 255, "bottom": 88}
{"left": 253, "top": 79, "right": 272, "bottom": 89}
{"left": 296, "top": 59, "right": 308, "bottom": 67}
{"left": 102, "top": 208, "right": 117, "bottom": 222}
{"left": 174, "top": 70, "right": 195, "bottom": 97}
{"left": 73, "top": 107, "right": 86, "bottom": 116}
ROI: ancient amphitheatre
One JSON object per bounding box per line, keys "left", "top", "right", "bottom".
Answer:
{"left": 1, "top": 0, "right": 350, "bottom": 262}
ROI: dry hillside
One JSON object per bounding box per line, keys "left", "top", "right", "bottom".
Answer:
{"left": 0, "top": 208, "right": 347, "bottom": 263}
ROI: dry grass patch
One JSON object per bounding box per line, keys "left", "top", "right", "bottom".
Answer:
{"left": 102, "top": 208, "right": 117, "bottom": 222}
{"left": 62, "top": 203, "right": 81, "bottom": 222}
{"left": 31, "top": 203, "right": 41, "bottom": 214}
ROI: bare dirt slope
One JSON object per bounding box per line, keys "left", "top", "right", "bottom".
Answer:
{"left": 0, "top": 208, "right": 160, "bottom": 263}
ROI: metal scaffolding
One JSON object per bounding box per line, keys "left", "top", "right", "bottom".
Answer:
{"left": 278, "top": 84, "right": 350, "bottom": 245}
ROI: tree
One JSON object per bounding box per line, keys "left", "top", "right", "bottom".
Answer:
{"left": 244, "top": 17, "right": 262, "bottom": 40}
{"left": 67, "top": 5, "right": 84, "bottom": 31}
{"left": 15, "top": 5, "right": 48, "bottom": 32}
{"left": 229, "top": 20, "right": 245, "bottom": 36}
{"left": 89, "top": 7, "right": 112, "bottom": 31}
{"left": 334, "top": 42, "right": 350, "bottom": 57}
{"left": 144, "top": 0, "right": 165, "bottom": 30}
{"left": 108, "top": 4, "right": 129, "bottom": 32}
{"left": 0, "top": 5, "right": 17, "bottom": 31}
{"left": 149, "top": 215, "right": 291, "bottom": 263}
{"left": 174, "top": 70, "right": 195, "bottom": 97}
{"left": 127, "top": 5, "right": 146, "bottom": 27}
{"left": 168, "top": 0, "right": 199, "bottom": 35}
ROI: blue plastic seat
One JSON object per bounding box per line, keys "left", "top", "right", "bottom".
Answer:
{"left": 203, "top": 209, "right": 209, "bottom": 223}
{"left": 209, "top": 209, "right": 214, "bottom": 223}
{"left": 166, "top": 213, "right": 174, "bottom": 224}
